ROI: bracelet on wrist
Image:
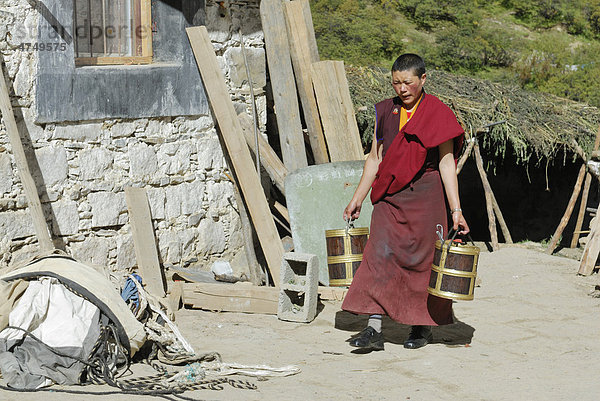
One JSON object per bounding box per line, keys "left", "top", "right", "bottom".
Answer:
{"left": 451, "top": 208, "right": 462, "bottom": 214}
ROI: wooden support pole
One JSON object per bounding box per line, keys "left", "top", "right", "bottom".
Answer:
{"left": 284, "top": 0, "right": 328, "bottom": 164}
{"left": 260, "top": 0, "right": 308, "bottom": 172}
{"left": 238, "top": 112, "right": 289, "bottom": 195}
{"left": 186, "top": 27, "right": 283, "bottom": 286}
{"left": 571, "top": 125, "right": 600, "bottom": 248}
{"left": 578, "top": 202, "right": 600, "bottom": 275}
{"left": 571, "top": 173, "right": 592, "bottom": 248}
{"left": 453, "top": 101, "right": 511, "bottom": 245}
{"left": 0, "top": 61, "right": 53, "bottom": 252}
{"left": 456, "top": 139, "right": 474, "bottom": 175}
{"left": 473, "top": 141, "right": 499, "bottom": 251}
{"left": 546, "top": 164, "right": 587, "bottom": 255}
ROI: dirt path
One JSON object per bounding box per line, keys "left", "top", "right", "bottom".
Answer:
{"left": 3, "top": 244, "right": 600, "bottom": 400}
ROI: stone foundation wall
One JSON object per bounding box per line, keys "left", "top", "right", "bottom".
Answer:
{"left": 0, "top": 0, "right": 267, "bottom": 276}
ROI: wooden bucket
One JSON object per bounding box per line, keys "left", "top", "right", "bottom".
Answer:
{"left": 325, "top": 226, "right": 369, "bottom": 286}
{"left": 428, "top": 238, "right": 480, "bottom": 301}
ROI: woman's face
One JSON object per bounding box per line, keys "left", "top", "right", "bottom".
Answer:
{"left": 391, "top": 69, "right": 426, "bottom": 109}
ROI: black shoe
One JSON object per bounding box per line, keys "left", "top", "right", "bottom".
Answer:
{"left": 349, "top": 326, "right": 384, "bottom": 350}
{"left": 403, "top": 325, "right": 432, "bottom": 349}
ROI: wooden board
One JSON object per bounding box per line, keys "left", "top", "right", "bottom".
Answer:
{"left": 125, "top": 187, "right": 165, "bottom": 297}
{"left": 284, "top": 0, "right": 328, "bottom": 164}
{"left": 238, "top": 112, "right": 288, "bottom": 195}
{"left": 186, "top": 27, "right": 283, "bottom": 286}
{"left": 311, "top": 60, "right": 364, "bottom": 162}
{"left": 297, "top": 0, "right": 320, "bottom": 61}
{"left": 0, "top": 61, "right": 53, "bottom": 252}
{"left": 332, "top": 60, "right": 364, "bottom": 158}
{"left": 260, "top": 0, "right": 307, "bottom": 172}
{"left": 181, "top": 282, "right": 279, "bottom": 314}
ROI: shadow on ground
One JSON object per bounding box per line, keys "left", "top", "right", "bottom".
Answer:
{"left": 334, "top": 310, "right": 475, "bottom": 347}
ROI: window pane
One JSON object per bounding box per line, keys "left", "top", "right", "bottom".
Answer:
{"left": 75, "top": 0, "right": 133, "bottom": 58}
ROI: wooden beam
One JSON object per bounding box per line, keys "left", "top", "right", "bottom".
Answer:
{"left": 311, "top": 60, "right": 364, "bottom": 161}
{"left": 186, "top": 27, "right": 283, "bottom": 286}
{"left": 0, "top": 61, "right": 53, "bottom": 252}
{"left": 260, "top": 0, "right": 308, "bottom": 172}
{"left": 238, "top": 112, "right": 288, "bottom": 195}
{"left": 284, "top": 0, "right": 329, "bottom": 164}
{"left": 546, "top": 164, "right": 586, "bottom": 254}
{"left": 181, "top": 282, "right": 279, "bottom": 314}
{"left": 125, "top": 187, "right": 165, "bottom": 297}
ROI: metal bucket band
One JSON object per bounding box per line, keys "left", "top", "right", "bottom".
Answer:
{"left": 435, "top": 240, "right": 480, "bottom": 256}
{"left": 431, "top": 264, "right": 477, "bottom": 278}
{"left": 427, "top": 286, "right": 474, "bottom": 301}
{"left": 325, "top": 227, "right": 370, "bottom": 238}
{"left": 327, "top": 254, "right": 364, "bottom": 264}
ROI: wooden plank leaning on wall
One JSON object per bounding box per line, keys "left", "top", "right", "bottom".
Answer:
{"left": 311, "top": 60, "right": 364, "bottom": 162}
{"left": 125, "top": 187, "right": 166, "bottom": 298}
{"left": 0, "top": 59, "right": 54, "bottom": 253}
{"left": 186, "top": 27, "right": 284, "bottom": 286}
{"left": 260, "top": 0, "right": 308, "bottom": 172}
{"left": 284, "top": 0, "right": 329, "bottom": 164}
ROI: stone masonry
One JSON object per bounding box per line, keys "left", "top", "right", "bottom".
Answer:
{"left": 0, "top": 0, "right": 268, "bottom": 278}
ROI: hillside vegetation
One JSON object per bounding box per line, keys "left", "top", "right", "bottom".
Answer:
{"left": 312, "top": 0, "right": 600, "bottom": 108}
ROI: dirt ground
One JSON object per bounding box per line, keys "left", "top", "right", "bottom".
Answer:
{"left": 2, "top": 243, "right": 600, "bottom": 401}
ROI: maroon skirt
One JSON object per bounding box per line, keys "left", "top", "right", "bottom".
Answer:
{"left": 341, "top": 170, "right": 453, "bottom": 326}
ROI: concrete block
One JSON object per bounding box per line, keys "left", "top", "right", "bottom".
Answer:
{"left": 285, "top": 161, "right": 374, "bottom": 285}
{"left": 278, "top": 252, "right": 319, "bottom": 323}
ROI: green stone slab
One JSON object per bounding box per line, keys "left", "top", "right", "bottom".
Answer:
{"left": 285, "top": 161, "right": 373, "bottom": 285}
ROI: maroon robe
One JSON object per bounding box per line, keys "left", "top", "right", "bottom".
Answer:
{"left": 341, "top": 94, "right": 464, "bottom": 326}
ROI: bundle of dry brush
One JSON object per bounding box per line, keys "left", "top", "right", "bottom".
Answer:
{"left": 347, "top": 66, "right": 600, "bottom": 167}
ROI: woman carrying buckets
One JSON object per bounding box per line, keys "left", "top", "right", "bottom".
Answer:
{"left": 341, "top": 54, "right": 470, "bottom": 351}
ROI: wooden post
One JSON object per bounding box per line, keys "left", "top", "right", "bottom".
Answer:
{"left": 238, "top": 112, "right": 289, "bottom": 195}
{"left": 473, "top": 141, "right": 499, "bottom": 251}
{"left": 571, "top": 173, "right": 592, "bottom": 248}
{"left": 456, "top": 139, "right": 474, "bottom": 175}
{"left": 545, "top": 164, "right": 587, "bottom": 255}
{"left": 284, "top": 0, "right": 329, "bottom": 164}
{"left": 0, "top": 61, "right": 53, "bottom": 252}
{"left": 578, "top": 203, "right": 600, "bottom": 275}
{"left": 571, "top": 125, "right": 600, "bottom": 248}
{"left": 453, "top": 102, "right": 511, "bottom": 244}
{"left": 260, "top": 0, "right": 308, "bottom": 172}
{"left": 125, "top": 187, "right": 165, "bottom": 297}
{"left": 186, "top": 27, "right": 283, "bottom": 286}
{"left": 311, "top": 60, "right": 364, "bottom": 161}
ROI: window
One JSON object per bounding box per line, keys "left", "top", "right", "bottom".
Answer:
{"left": 73, "top": 0, "right": 152, "bottom": 66}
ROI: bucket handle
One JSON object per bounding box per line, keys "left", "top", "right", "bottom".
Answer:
{"left": 445, "top": 227, "right": 476, "bottom": 248}
{"left": 344, "top": 217, "right": 355, "bottom": 235}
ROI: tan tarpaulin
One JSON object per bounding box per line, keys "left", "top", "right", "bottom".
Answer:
{"left": 0, "top": 256, "right": 146, "bottom": 356}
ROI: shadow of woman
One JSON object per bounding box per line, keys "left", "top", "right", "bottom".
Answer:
{"left": 335, "top": 310, "right": 475, "bottom": 347}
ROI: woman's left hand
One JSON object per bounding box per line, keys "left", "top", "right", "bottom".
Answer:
{"left": 452, "top": 211, "right": 470, "bottom": 235}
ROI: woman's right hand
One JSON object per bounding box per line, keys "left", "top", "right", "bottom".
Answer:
{"left": 343, "top": 199, "right": 362, "bottom": 221}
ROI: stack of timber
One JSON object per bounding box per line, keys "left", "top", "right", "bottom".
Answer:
{"left": 186, "top": 0, "right": 367, "bottom": 301}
